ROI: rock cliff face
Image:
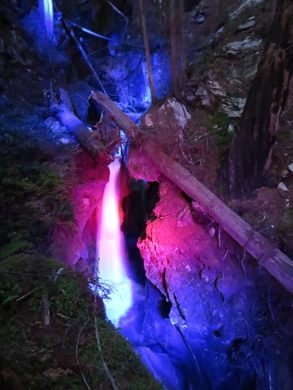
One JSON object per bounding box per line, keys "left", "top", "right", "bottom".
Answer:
{"left": 185, "top": 0, "right": 276, "bottom": 117}
{"left": 134, "top": 175, "right": 293, "bottom": 389}
{"left": 127, "top": 96, "right": 293, "bottom": 388}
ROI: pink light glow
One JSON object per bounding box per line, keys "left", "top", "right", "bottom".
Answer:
{"left": 97, "top": 159, "right": 132, "bottom": 326}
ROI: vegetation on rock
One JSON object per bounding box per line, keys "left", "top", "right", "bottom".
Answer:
{"left": 0, "top": 127, "right": 160, "bottom": 389}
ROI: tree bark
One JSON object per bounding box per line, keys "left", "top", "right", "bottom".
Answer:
{"left": 170, "top": 0, "right": 185, "bottom": 100}
{"left": 139, "top": 0, "right": 157, "bottom": 103}
{"left": 90, "top": 90, "right": 293, "bottom": 294}
{"left": 228, "top": 0, "right": 293, "bottom": 197}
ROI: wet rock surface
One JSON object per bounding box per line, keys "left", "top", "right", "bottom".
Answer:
{"left": 136, "top": 178, "right": 293, "bottom": 389}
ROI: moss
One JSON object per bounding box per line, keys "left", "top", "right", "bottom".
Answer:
{"left": 50, "top": 272, "right": 89, "bottom": 318}
{"left": 0, "top": 128, "right": 73, "bottom": 251}
{"left": 208, "top": 109, "right": 233, "bottom": 149}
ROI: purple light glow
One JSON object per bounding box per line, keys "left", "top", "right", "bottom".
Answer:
{"left": 96, "top": 159, "right": 132, "bottom": 327}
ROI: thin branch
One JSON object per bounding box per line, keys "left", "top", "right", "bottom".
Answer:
{"left": 93, "top": 260, "right": 119, "bottom": 390}
{"left": 217, "top": 226, "right": 222, "bottom": 249}
{"left": 16, "top": 287, "right": 39, "bottom": 302}
{"left": 94, "top": 314, "right": 119, "bottom": 390}
{"left": 61, "top": 19, "right": 108, "bottom": 95}
{"left": 240, "top": 248, "right": 247, "bottom": 276}
{"left": 76, "top": 320, "right": 92, "bottom": 390}
{"left": 65, "top": 19, "right": 143, "bottom": 50}
{"left": 42, "top": 291, "right": 50, "bottom": 326}
{"left": 107, "top": 1, "right": 129, "bottom": 41}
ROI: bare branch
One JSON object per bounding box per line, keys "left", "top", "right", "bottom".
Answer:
{"left": 107, "top": 1, "right": 129, "bottom": 41}
{"left": 61, "top": 19, "right": 107, "bottom": 95}
{"left": 42, "top": 291, "right": 50, "bottom": 327}
{"left": 75, "top": 320, "right": 92, "bottom": 390}
{"left": 15, "top": 287, "right": 39, "bottom": 302}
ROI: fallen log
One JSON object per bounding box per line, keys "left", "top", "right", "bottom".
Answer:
{"left": 90, "top": 91, "right": 293, "bottom": 294}
{"left": 143, "top": 141, "right": 293, "bottom": 294}
{"left": 90, "top": 91, "right": 140, "bottom": 139}
{"left": 52, "top": 89, "right": 112, "bottom": 162}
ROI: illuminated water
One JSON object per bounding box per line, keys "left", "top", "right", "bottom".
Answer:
{"left": 96, "top": 159, "right": 132, "bottom": 327}
{"left": 38, "top": 0, "right": 54, "bottom": 40}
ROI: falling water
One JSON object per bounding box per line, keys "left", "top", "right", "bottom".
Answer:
{"left": 97, "top": 159, "right": 133, "bottom": 327}
{"left": 38, "top": 0, "right": 54, "bottom": 41}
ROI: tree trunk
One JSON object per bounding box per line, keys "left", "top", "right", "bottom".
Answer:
{"left": 170, "top": 0, "right": 185, "bottom": 99}
{"left": 139, "top": 0, "right": 157, "bottom": 103}
{"left": 228, "top": 0, "right": 293, "bottom": 197}
{"left": 90, "top": 90, "right": 293, "bottom": 294}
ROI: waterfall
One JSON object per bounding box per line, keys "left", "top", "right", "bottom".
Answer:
{"left": 38, "top": 0, "right": 54, "bottom": 41}
{"left": 97, "top": 159, "right": 132, "bottom": 327}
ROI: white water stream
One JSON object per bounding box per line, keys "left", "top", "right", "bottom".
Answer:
{"left": 96, "top": 159, "right": 133, "bottom": 327}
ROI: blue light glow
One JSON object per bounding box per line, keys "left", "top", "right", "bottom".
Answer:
{"left": 38, "top": 0, "right": 54, "bottom": 41}
{"left": 104, "top": 47, "right": 171, "bottom": 112}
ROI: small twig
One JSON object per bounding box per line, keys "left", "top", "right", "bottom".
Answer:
{"left": 16, "top": 287, "right": 39, "bottom": 302}
{"left": 214, "top": 272, "right": 224, "bottom": 302}
{"left": 217, "top": 226, "right": 222, "bottom": 249}
{"left": 94, "top": 314, "right": 119, "bottom": 390}
{"left": 222, "top": 248, "right": 229, "bottom": 262}
{"left": 57, "top": 312, "right": 71, "bottom": 320}
{"left": 107, "top": 1, "right": 129, "bottom": 41}
{"left": 267, "top": 287, "right": 276, "bottom": 322}
{"left": 94, "top": 261, "right": 119, "bottom": 390}
{"left": 62, "top": 318, "right": 80, "bottom": 349}
{"left": 62, "top": 19, "right": 108, "bottom": 95}
{"left": 65, "top": 19, "right": 143, "bottom": 49}
{"left": 240, "top": 248, "right": 247, "bottom": 276}
{"left": 53, "top": 267, "right": 64, "bottom": 283}
{"left": 174, "top": 324, "right": 204, "bottom": 380}
{"left": 76, "top": 320, "right": 91, "bottom": 390}
{"left": 42, "top": 291, "right": 50, "bottom": 327}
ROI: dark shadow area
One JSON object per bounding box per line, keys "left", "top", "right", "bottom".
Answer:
{"left": 122, "top": 180, "right": 159, "bottom": 284}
